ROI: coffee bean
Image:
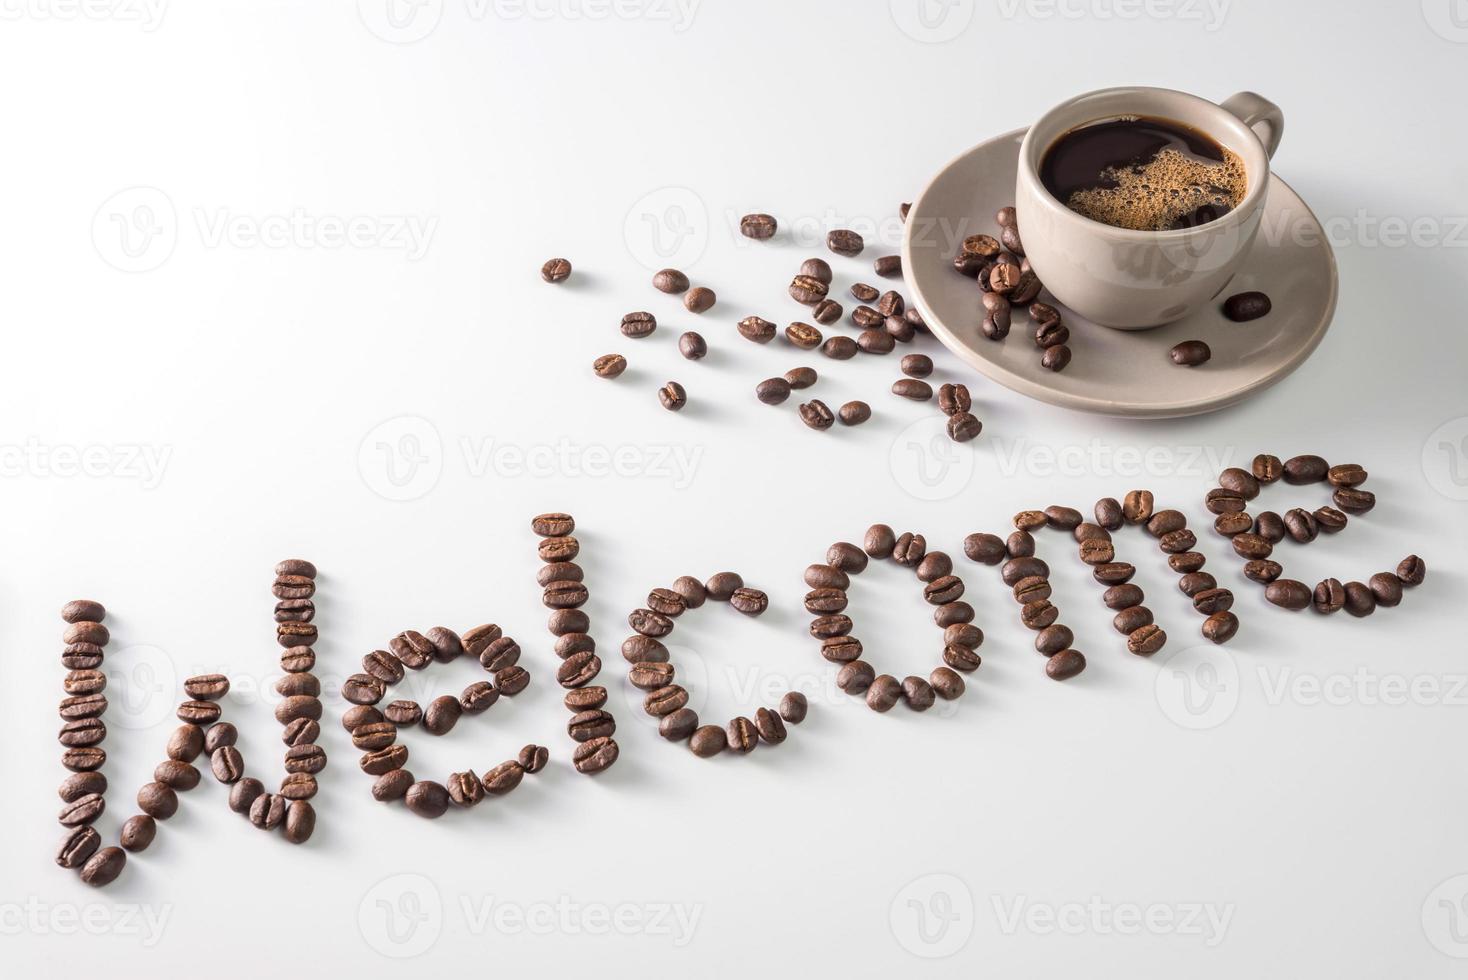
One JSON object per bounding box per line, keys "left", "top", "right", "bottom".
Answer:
{"left": 1217, "top": 467, "right": 1260, "bottom": 500}
{"left": 730, "top": 587, "right": 769, "bottom": 616}
{"left": 80, "top": 846, "right": 126, "bottom": 887}
{"left": 1159, "top": 529, "right": 1197, "bottom": 554}
{"left": 1369, "top": 572, "right": 1403, "bottom": 607}
{"left": 820, "top": 335, "right": 858, "bottom": 360}
{"left": 1178, "top": 572, "right": 1217, "bottom": 597}
{"left": 620, "top": 311, "right": 657, "bottom": 339}
{"left": 935, "top": 602, "right": 974, "bottom": 627}
{"left": 276, "top": 673, "right": 320, "bottom": 699}
{"left": 541, "top": 258, "right": 571, "bottom": 283}
{"left": 361, "top": 650, "right": 405, "bottom": 686}
{"left": 836, "top": 660, "right": 876, "bottom": 694}
{"left": 390, "top": 630, "right": 435, "bottom": 668}
{"left": 1013, "top": 575, "right": 1050, "bottom": 605}
{"left": 886, "top": 314, "right": 917, "bottom": 343}
{"left": 653, "top": 268, "right": 690, "bottom": 293}
{"left": 1254, "top": 511, "right": 1285, "bottom": 543}
{"left": 1169, "top": 552, "right": 1207, "bottom": 573}
{"left": 835, "top": 400, "right": 871, "bottom": 426}
{"left": 947, "top": 412, "right": 982, "bottom": 443}
{"left": 165, "top": 722, "right": 203, "bottom": 764}
{"left": 63, "top": 620, "right": 109, "bottom": 647}
{"left": 980, "top": 311, "right": 1010, "bottom": 340}
{"left": 1223, "top": 291, "right": 1271, "bottom": 321}
{"left": 568, "top": 709, "right": 616, "bottom": 742}
{"left": 1113, "top": 606, "right": 1153, "bottom": 634}
{"left": 689, "top": 725, "right": 727, "bottom": 758}
{"left": 59, "top": 718, "right": 105, "bottom": 748}
{"left": 1206, "top": 488, "right": 1246, "bottom": 515}
{"left": 1021, "top": 600, "right": 1058, "bottom": 630}
{"left": 942, "top": 642, "right": 982, "bottom": 671}
{"left": 1397, "top": 555, "right": 1426, "bottom": 587}
{"left": 1170, "top": 340, "right": 1211, "bottom": 366}
{"left": 750, "top": 707, "right": 786, "bottom": 744}
{"left": 360, "top": 744, "right": 409, "bottom": 776}
{"left": 1079, "top": 539, "right": 1115, "bottom": 565}
{"left": 1073, "top": 523, "right": 1110, "bottom": 544}
{"left": 572, "top": 736, "right": 618, "bottom": 774}
{"left": 866, "top": 675, "right": 902, "bottom": 712}
{"left": 1036, "top": 321, "right": 1070, "bottom": 348}
{"left": 739, "top": 315, "right": 778, "bottom": 344}
{"left": 804, "top": 588, "right": 847, "bottom": 615}
{"left": 280, "top": 773, "right": 317, "bottom": 801}
{"left": 989, "top": 260, "right": 1021, "bottom": 293}
{"left": 1103, "top": 583, "right": 1144, "bottom": 610}
{"left": 825, "top": 542, "right": 868, "bottom": 575}
{"left": 799, "top": 400, "right": 834, "bottom": 430}
{"left": 209, "top": 745, "right": 243, "bottom": 783}
{"left": 684, "top": 286, "right": 716, "bottom": 314}
{"left": 58, "top": 825, "right": 102, "bottom": 869}
{"left": 827, "top": 229, "right": 863, "bottom": 256}
{"left": 1284, "top": 508, "right": 1319, "bottom": 543}
{"left": 341, "top": 674, "right": 385, "bottom": 707}
{"left": 544, "top": 579, "right": 590, "bottom": 611}
{"left": 622, "top": 635, "right": 668, "bottom": 663}
{"left": 422, "top": 695, "right": 463, "bottom": 735}
{"left": 1232, "top": 533, "right": 1273, "bottom": 560}
{"left": 557, "top": 651, "right": 602, "bottom": 688}
{"left": 59, "top": 695, "right": 108, "bottom": 721}
{"left": 629, "top": 608, "right": 674, "bottom": 638}
{"left": 790, "top": 274, "right": 828, "bottom": 305}
{"left": 741, "top": 213, "right": 777, "bottom": 239}
{"left": 643, "top": 684, "right": 689, "bottom": 718}
{"left": 280, "top": 647, "right": 315, "bottom": 673}
{"left": 811, "top": 299, "right": 844, "bottom": 326}
{"left": 924, "top": 575, "right": 965, "bottom": 605}
{"left": 137, "top": 781, "right": 178, "bottom": 820}
{"left": 819, "top": 633, "right": 859, "bottom": 659}
{"left": 1312, "top": 578, "right": 1346, "bottom": 614}
{"left": 901, "top": 354, "right": 934, "bottom": 377}
{"left": 1312, "top": 507, "right": 1347, "bottom": 534}
{"left": 1251, "top": 453, "right": 1283, "bottom": 483}
{"left": 786, "top": 321, "right": 822, "bottom": 349}
{"left": 1264, "top": 579, "right": 1311, "bottom": 610}
{"left": 1110, "top": 495, "right": 1151, "bottom": 531}
{"left": 963, "top": 234, "right": 1001, "bottom": 257}
{"left": 1283, "top": 454, "right": 1328, "bottom": 484}
{"left": 658, "top": 381, "right": 687, "bottom": 411}
{"left": 1192, "top": 588, "right": 1234, "bottom": 615}
{"left": 1215, "top": 512, "right": 1253, "bottom": 535}
{"left": 353, "top": 721, "right": 398, "bottom": 751}
{"left": 1243, "top": 559, "right": 1283, "bottom": 584}
{"left": 1333, "top": 487, "right": 1376, "bottom": 515}
{"left": 1001, "top": 556, "right": 1049, "bottom": 586}
{"left": 893, "top": 532, "right": 927, "bottom": 566}
{"left": 342, "top": 705, "right": 382, "bottom": 733}
{"left": 283, "top": 800, "right": 315, "bottom": 844}
{"left": 874, "top": 255, "right": 902, "bottom": 278}
{"left": 155, "top": 759, "right": 201, "bottom": 790}
{"left": 63, "top": 670, "right": 106, "bottom": 697}
{"left": 1046, "top": 650, "right": 1086, "bottom": 681}
{"left": 58, "top": 791, "right": 105, "bottom": 827}
{"left": 1127, "top": 624, "right": 1166, "bottom": 655}
{"left": 630, "top": 662, "right": 676, "bottom": 691}
{"left": 405, "top": 780, "right": 450, "bottom": 818}
{"left": 891, "top": 378, "right": 932, "bottom": 401}
{"left": 372, "top": 770, "right": 414, "bottom": 802}
{"left": 61, "top": 599, "right": 106, "bottom": 624}
{"left": 1339, "top": 581, "right": 1376, "bottom": 618}
{"left": 937, "top": 383, "right": 971, "bottom": 416}
{"left": 222, "top": 778, "right": 262, "bottom": 816}
{"left": 962, "top": 532, "right": 1006, "bottom": 565}
{"left": 282, "top": 718, "right": 320, "bottom": 748}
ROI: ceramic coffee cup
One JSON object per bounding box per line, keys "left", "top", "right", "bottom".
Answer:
{"left": 1016, "top": 87, "right": 1283, "bottom": 330}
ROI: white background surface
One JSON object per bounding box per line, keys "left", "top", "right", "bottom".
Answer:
{"left": 2, "top": 1, "right": 1466, "bottom": 976}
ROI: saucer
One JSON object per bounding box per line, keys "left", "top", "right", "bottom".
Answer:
{"left": 901, "top": 128, "right": 1337, "bottom": 418}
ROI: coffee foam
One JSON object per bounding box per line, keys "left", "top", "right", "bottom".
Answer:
{"left": 1063, "top": 146, "right": 1247, "bottom": 232}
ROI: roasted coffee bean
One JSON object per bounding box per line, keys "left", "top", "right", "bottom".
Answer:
{"left": 273, "top": 599, "right": 314, "bottom": 623}
{"left": 989, "top": 259, "right": 1021, "bottom": 293}
{"left": 892, "top": 378, "right": 932, "bottom": 401}
{"left": 1264, "top": 579, "right": 1312, "bottom": 610}
{"left": 892, "top": 532, "right": 927, "bottom": 566}
{"left": 1369, "top": 572, "right": 1403, "bottom": 607}
{"left": 658, "top": 381, "right": 688, "bottom": 411}
{"left": 963, "top": 532, "right": 1006, "bottom": 565}
{"left": 548, "top": 611, "right": 590, "bottom": 640}
{"left": 652, "top": 268, "right": 690, "bottom": 294}
{"left": 514, "top": 745, "right": 548, "bottom": 775}
{"left": 1122, "top": 490, "right": 1154, "bottom": 524}
{"left": 208, "top": 744, "right": 243, "bottom": 784}
{"left": 80, "top": 846, "right": 126, "bottom": 887}
{"left": 1243, "top": 559, "right": 1283, "bottom": 584}
{"left": 730, "top": 587, "right": 769, "bottom": 616}
{"left": 61, "top": 599, "right": 107, "bottom": 624}
{"left": 827, "top": 229, "right": 864, "bottom": 256}
{"left": 621, "top": 634, "right": 668, "bottom": 663}
{"left": 685, "top": 287, "right": 717, "bottom": 314}
{"left": 936, "top": 383, "right": 971, "bottom": 416}
{"left": 530, "top": 512, "right": 576, "bottom": 537}
{"left": 461, "top": 680, "right": 501, "bottom": 714}
{"left": 1215, "top": 512, "right": 1253, "bottom": 536}
{"left": 811, "top": 614, "right": 853, "bottom": 639}
{"left": 1046, "top": 649, "right": 1086, "bottom": 681}
{"left": 1021, "top": 600, "right": 1058, "bottom": 630}
{"left": 554, "top": 651, "right": 601, "bottom": 689}
{"left": 1127, "top": 624, "right": 1167, "bottom": 656}
{"left": 920, "top": 667, "right": 960, "bottom": 701}
{"left": 372, "top": 769, "right": 414, "bottom": 802}
{"left": 1039, "top": 506, "right": 1080, "bottom": 531}
{"left": 341, "top": 674, "right": 385, "bottom": 707}
{"left": 689, "top": 725, "right": 727, "bottom": 758}
{"left": 183, "top": 674, "right": 231, "bottom": 701}
{"left": 644, "top": 685, "right": 690, "bottom": 718}
{"left": 224, "top": 777, "right": 263, "bottom": 815}
{"left": 852, "top": 305, "right": 884, "bottom": 329}
{"left": 822, "top": 335, "right": 859, "bottom": 360}
{"left": 275, "top": 673, "right": 320, "bottom": 698}
{"left": 800, "top": 257, "right": 834, "bottom": 283}
{"left": 1145, "top": 509, "right": 1186, "bottom": 537}
{"left": 1313, "top": 507, "right": 1348, "bottom": 533}
{"left": 565, "top": 687, "right": 608, "bottom": 712}
{"left": 754, "top": 706, "right": 788, "bottom": 743}
{"left": 281, "top": 718, "right": 320, "bottom": 748}
{"left": 272, "top": 575, "right": 316, "bottom": 601}
{"left": 786, "top": 321, "right": 823, "bottom": 350}
{"left": 360, "top": 744, "right": 410, "bottom": 776}
{"left": 279, "top": 646, "right": 315, "bottom": 673}
{"left": 572, "top": 736, "right": 619, "bottom": 774}
{"left": 1201, "top": 611, "right": 1239, "bottom": 644}
{"left": 1113, "top": 606, "right": 1153, "bottom": 634}
{"left": 568, "top": 710, "right": 617, "bottom": 742}
{"left": 942, "top": 643, "right": 982, "bottom": 671}
{"left": 1254, "top": 511, "right": 1285, "bottom": 542}
{"left": 177, "top": 701, "right": 222, "bottom": 725}
{"left": 342, "top": 705, "right": 382, "bottom": 732}
{"left": 361, "top": 649, "right": 405, "bottom": 685}
{"left": 874, "top": 255, "right": 902, "bottom": 278}
{"left": 820, "top": 636, "right": 862, "bottom": 663}
{"left": 740, "top": 213, "right": 777, "bottom": 239}
{"left": 1252, "top": 453, "right": 1283, "bottom": 483}
{"left": 935, "top": 602, "right": 974, "bottom": 627}
{"left": 837, "top": 660, "right": 876, "bottom": 693}
{"left": 1206, "top": 488, "right": 1246, "bottom": 515}
{"left": 280, "top": 773, "right": 317, "bottom": 801}
{"left": 620, "top": 311, "right": 657, "bottom": 339}
{"left": 916, "top": 551, "right": 954, "bottom": 583}
{"left": 1013, "top": 576, "right": 1051, "bottom": 604}
{"left": 1312, "top": 578, "right": 1346, "bottom": 614}
{"left": 1079, "top": 539, "right": 1115, "bottom": 565}
{"left": 1217, "top": 467, "right": 1260, "bottom": 500}
{"left": 924, "top": 575, "right": 965, "bottom": 605}
{"left": 669, "top": 575, "right": 707, "bottom": 609}
{"left": 59, "top": 718, "right": 106, "bottom": 748}
{"left": 1344, "top": 581, "right": 1376, "bottom": 617}
{"left": 1327, "top": 463, "right": 1367, "bottom": 488}
{"left": 799, "top": 399, "right": 835, "bottom": 430}
{"left": 1001, "top": 556, "right": 1049, "bottom": 586}
{"left": 1283, "top": 454, "right": 1328, "bottom": 484}
{"left": 812, "top": 299, "right": 844, "bottom": 326}
{"left": 137, "top": 781, "right": 178, "bottom": 820}
{"left": 59, "top": 695, "right": 108, "bottom": 721}
{"left": 353, "top": 721, "right": 398, "bottom": 751}
{"left": 756, "top": 377, "right": 793, "bottom": 405}
{"left": 824, "top": 543, "right": 867, "bottom": 575}
{"left": 59, "top": 792, "right": 106, "bottom": 827}
{"left": 59, "top": 771, "right": 107, "bottom": 803}
{"left": 544, "top": 579, "right": 590, "bottom": 610}
{"left": 540, "top": 257, "right": 572, "bottom": 283}
{"left": 1073, "top": 523, "right": 1111, "bottom": 544}
{"left": 1178, "top": 572, "right": 1217, "bottom": 597}
{"left": 154, "top": 759, "right": 201, "bottom": 791}
{"left": 1170, "top": 340, "right": 1211, "bottom": 366}
{"left": 113, "top": 815, "right": 153, "bottom": 853}
{"left": 779, "top": 692, "right": 808, "bottom": 724}
{"left": 1223, "top": 290, "right": 1271, "bottom": 321}
{"left": 1035, "top": 320, "right": 1070, "bottom": 348}
{"left": 805, "top": 588, "right": 848, "bottom": 614}
{"left": 64, "top": 620, "right": 110, "bottom": 647}
{"left": 962, "top": 234, "right": 1002, "bottom": 258}
{"left": 405, "top": 781, "right": 450, "bottom": 818}
{"left": 474, "top": 760, "right": 523, "bottom": 796}
{"left": 422, "top": 695, "right": 463, "bottom": 735}
{"left": 836, "top": 400, "right": 871, "bottom": 426}
{"left": 1283, "top": 508, "right": 1318, "bottom": 543}
{"left": 1398, "top": 555, "right": 1426, "bottom": 587}
{"left": 58, "top": 825, "right": 103, "bottom": 869}
{"left": 1103, "top": 584, "right": 1145, "bottom": 610}
{"left": 866, "top": 675, "right": 902, "bottom": 713}
{"left": 722, "top": 718, "right": 756, "bottom": 753}
{"left": 1092, "top": 563, "right": 1137, "bottom": 588}
{"left": 1041, "top": 345, "right": 1072, "bottom": 372}
{"left": 790, "top": 274, "right": 829, "bottom": 305}
{"left": 629, "top": 607, "right": 674, "bottom": 637}
{"left": 735, "top": 317, "right": 777, "bottom": 348}
{"left": 1159, "top": 529, "right": 1197, "bottom": 554}
{"left": 948, "top": 412, "right": 982, "bottom": 442}
{"left": 593, "top": 353, "right": 628, "bottom": 379}
{"left": 1033, "top": 625, "right": 1072, "bottom": 656}
{"left": 390, "top": 630, "right": 436, "bottom": 668}
{"left": 630, "top": 662, "right": 675, "bottom": 691}
{"left": 282, "top": 800, "right": 315, "bottom": 844}
{"left": 1169, "top": 551, "right": 1207, "bottom": 574}
{"left": 641, "top": 588, "right": 684, "bottom": 619}
{"left": 900, "top": 354, "right": 934, "bottom": 379}
{"left": 63, "top": 669, "right": 107, "bottom": 696}
{"left": 1333, "top": 487, "right": 1376, "bottom": 515}
{"left": 1192, "top": 588, "right": 1235, "bottom": 615}
{"left": 1232, "top": 533, "right": 1273, "bottom": 561}
{"left": 980, "top": 310, "right": 1011, "bottom": 340}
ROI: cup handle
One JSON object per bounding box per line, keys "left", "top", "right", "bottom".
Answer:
{"left": 1220, "top": 91, "right": 1283, "bottom": 159}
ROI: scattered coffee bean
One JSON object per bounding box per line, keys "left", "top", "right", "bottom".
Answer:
{"left": 786, "top": 321, "right": 822, "bottom": 349}
{"left": 838, "top": 400, "right": 871, "bottom": 426}
{"left": 813, "top": 299, "right": 843, "bottom": 325}
{"left": 757, "top": 377, "right": 792, "bottom": 405}
{"left": 740, "top": 213, "right": 777, "bottom": 239}
{"left": 892, "top": 378, "right": 932, "bottom": 401}
{"left": 827, "top": 229, "right": 864, "bottom": 256}
{"left": 684, "top": 286, "right": 716, "bottom": 314}
{"left": 689, "top": 725, "right": 727, "bottom": 758}
{"left": 799, "top": 400, "right": 834, "bottom": 430}
{"left": 1223, "top": 291, "right": 1271, "bottom": 321}
{"left": 739, "top": 315, "right": 777, "bottom": 344}
{"left": 1283, "top": 454, "right": 1328, "bottom": 484}
{"left": 779, "top": 692, "right": 808, "bottom": 724}
{"left": 572, "top": 736, "right": 619, "bottom": 774}
{"left": 620, "top": 310, "right": 657, "bottom": 339}
{"left": 1170, "top": 340, "right": 1211, "bottom": 366}
{"left": 874, "top": 255, "right": 902, "bottom": 278}
{"left": 1046, "top": 649, "right": 1086, "bottom": 681}
{"left": 1265, "top": 579, "right": 1311, "bottom": 610}
{"left": 658, "top": 381, "right": 687, "bottom": 411}
{"left": 678, "top": 332, "right": 707, "bottom": 360}
{"left": 653, "top": 268, "right": 689, "bottom": 294}
{"left": 541, "top": 258, "right": 571, "bottom": 283}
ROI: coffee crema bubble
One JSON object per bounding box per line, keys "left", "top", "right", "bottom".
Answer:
{"left": 1039, "top": 115, "right": 1247, "bottom": 231}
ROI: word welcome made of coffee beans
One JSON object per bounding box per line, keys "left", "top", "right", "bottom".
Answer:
{"left": 53, "top": 454, "right": 1426, "bottom": 887}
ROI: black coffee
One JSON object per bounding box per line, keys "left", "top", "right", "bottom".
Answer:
{"left": 1039, "top": 116, "right": 1246, "bottom": 231}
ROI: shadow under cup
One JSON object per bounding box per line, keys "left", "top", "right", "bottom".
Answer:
{"left": 1016, "top": 88, "right": 1275, "bottom": 330}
